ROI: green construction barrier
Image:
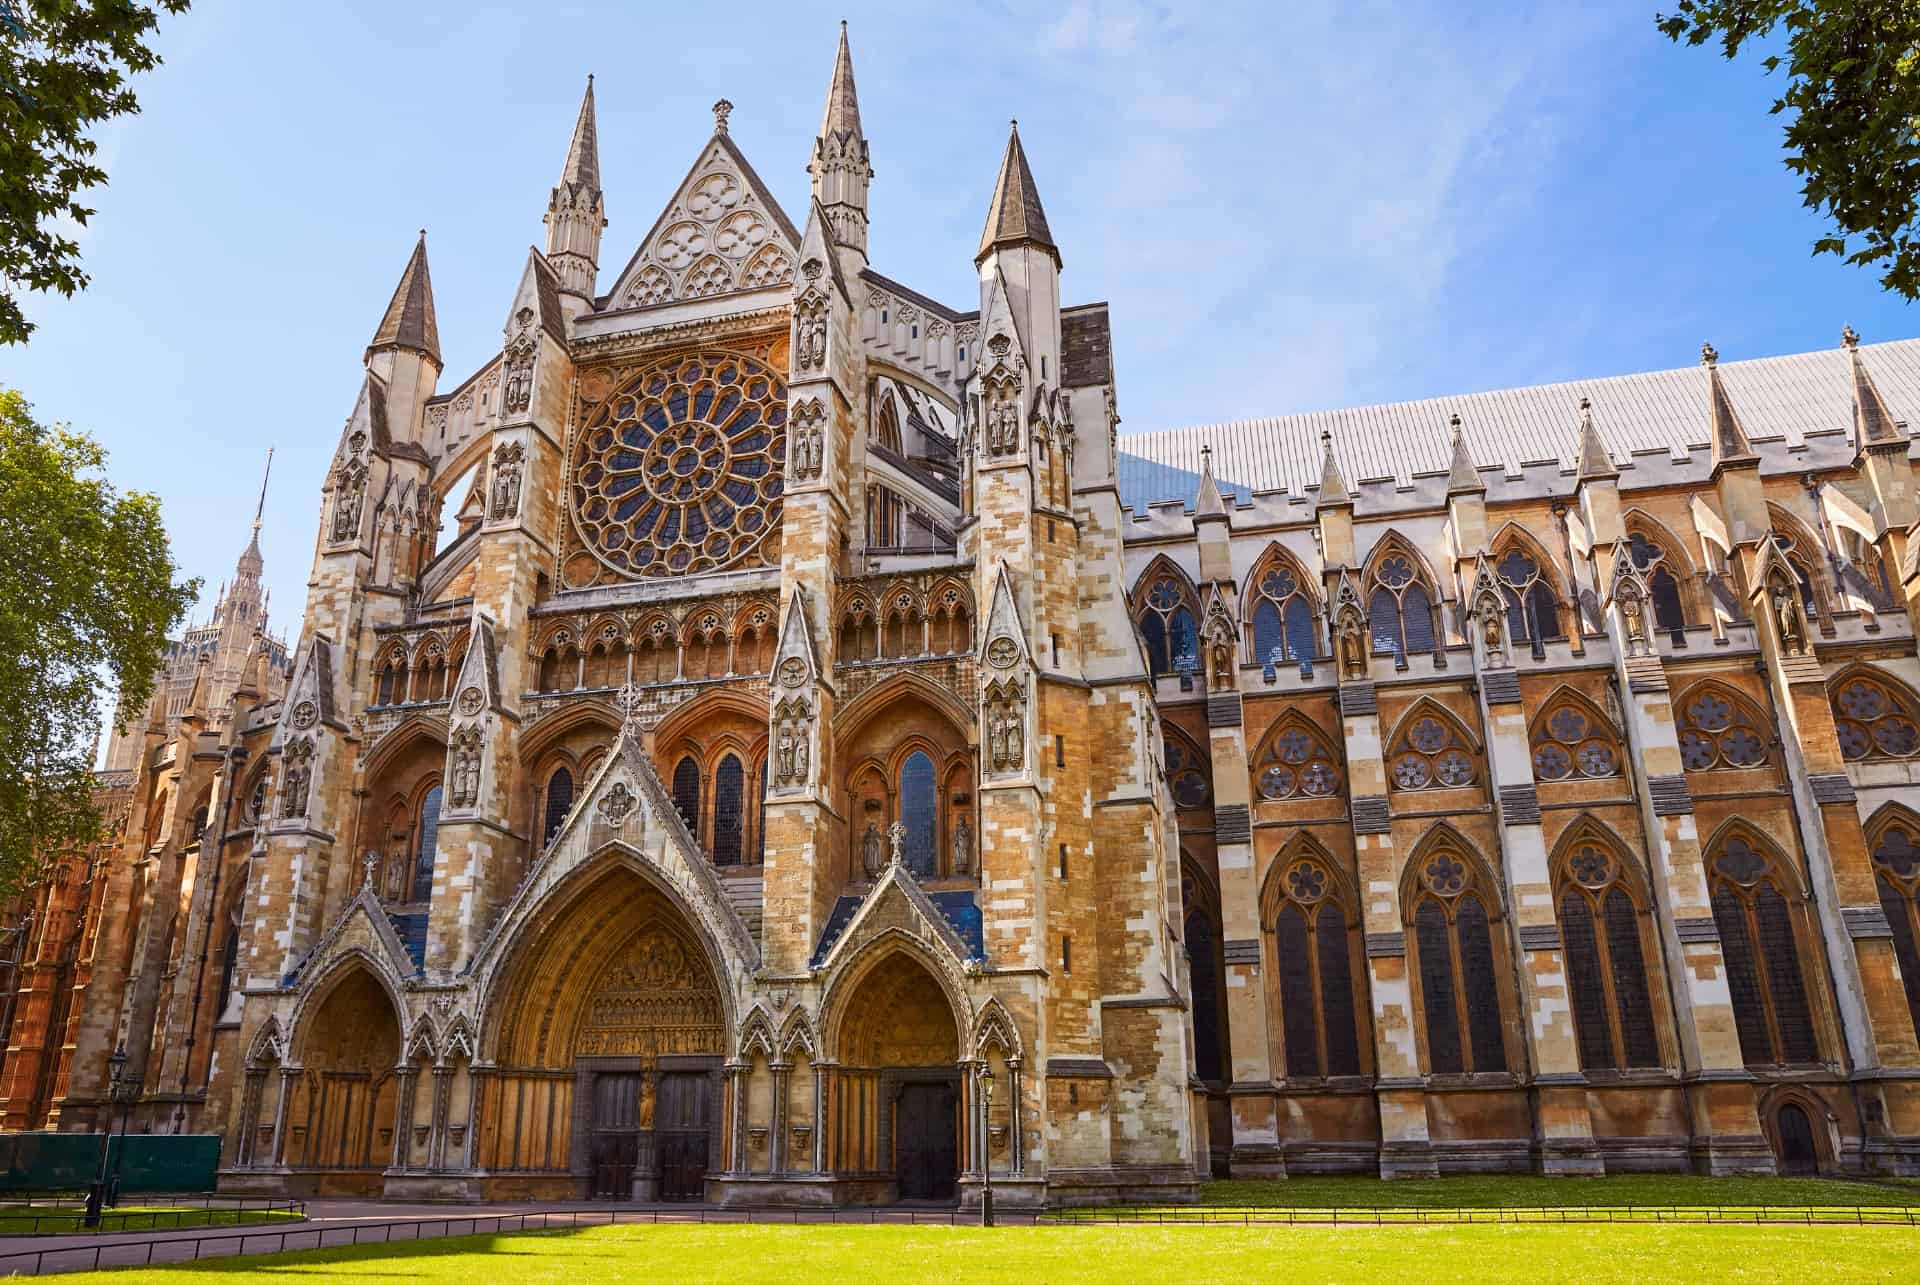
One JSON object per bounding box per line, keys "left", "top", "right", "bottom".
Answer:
{"left": 0, "top": 1133, "right": 221, "bottom": 1194}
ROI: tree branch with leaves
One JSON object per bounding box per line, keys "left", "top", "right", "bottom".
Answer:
{"left": 0, "top": 0, "right": 190, "bottom": 345}
{"left": 1659, "top": 0, "right": 1920, "bottom": 298}
{"left": 0, "top": 387, "right": 197, "bottom": 896}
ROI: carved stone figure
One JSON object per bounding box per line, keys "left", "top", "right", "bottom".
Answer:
{"left": 503, "top": 313, "right": 536, "bottom": 416}
{"left": 795, "top": 294, "right": 828, "bottom": 372}
{"left": 1337, "top": 622, "right": 1365, "bottom": 681}
{"left": 861, "top": 821, "right": 885, "bottom": 879}
{"left": 1619, "top": 590, "right": 1648, "bottom": 656}
{"left": 1771, "top": 572, "right": 1805, "bottom": 654}
{"left": 986, "top": 681, "right": 1026, "bottom": 774}
{"left": 599, "top": 781, "right": 637, "bottom": 828}
{"left": 489, "top": 442, "right": 525, "bottom": 522}
{"left": 637, "top": 1067, "right": 656, "bottom": 1129}
{"left": 450, "top": 729, "right": 483, "bottom": 809}
{"left": 776, "top": 724, "right": 795, "bottom": 780}
{"left": 279, "top": 738, "right": 314, "bottom": 819}
{"left": 951, "top": 815, "right": 973, "bottom": 876}
{"left": 888, "top": 821, "right": 907, "bottom": 867}
{"left": 1478, "top": 603, "right": 1505, "bottom": 667}
{"left": 331, "top": 464, "right": 365, "bottom": 542}
{"left": 1209, "top": 636, "right": 1234, "bottom": 691}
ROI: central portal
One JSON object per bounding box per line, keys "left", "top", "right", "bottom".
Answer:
{"left": 834, "top": 949, "right": 963, "bottom": 1203}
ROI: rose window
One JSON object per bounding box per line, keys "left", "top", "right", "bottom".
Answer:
{"left": 1164, "top": 735, "right": 1211, "bottom": 808}
{"left": 1530, "top": 700, "right": 1622, "bottom": 781}
{"left": 1423, "top": 854, "right": 1468, "bottom": 897}
{"left": 1287, "top": 861, "right": 1328, "bottom": 902}
{"left": 1677, "top": 689, "right": 1768, "bottom": 771}
{"left": 1256, "top": 722, "right": 1341, "bottom": 800}
{"left": 1832, "top": 677, "right": 1920, "bottom": 762}
{"left": 1389, "top": 711, "right": 1476, "bottom": 792}
{"left": 570, "top": 351, "right": 786, "bottom": 578}
{"left": 1569, "top": 845, "right": 1613, "bottom": 889}
{"left": 1713, "top": 837, "right": 1767, "bottom": 885}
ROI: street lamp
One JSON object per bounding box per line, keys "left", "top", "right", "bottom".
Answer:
{"left": 105, "top": 1044, "right": 135, "bottom": 1208}
{"left": 977, "top": 1066, "right": 995, "bottom": 1228}
{"left": 82, "top": 1045, "right": 129, "bottom": 1228}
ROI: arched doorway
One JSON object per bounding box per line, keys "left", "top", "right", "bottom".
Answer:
{"left": 1774, "top": 1101, "right": 1820, "bottom": 1176}
{"left": 286, "top": 964, "right": 402, "bottom": 1194}
{"left": 483, "top": 863, "right": 727, "bottom": 1201}
{"left": 831, "top": 949, "right": 962, "bottom": 1202}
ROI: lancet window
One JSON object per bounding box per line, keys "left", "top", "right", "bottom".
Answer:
{"left": 411, "top": 784, "right": 442, "bottom": 903}
{"left": 1407, "top": 843, "right": 1508, "bottom": 1075}
{"left": 1135, "top": 569, "right": 1200, "bottom": 679}
{"left": 1832, "top": 673, "right": 1920, "bottom": 763}
{"left": 1366, "top": 548, "right": 1436, "bottom": 665}
{"left": 540, "top": 767, "right": 574, "bottom": 849}
{"left": 1270, "top": 852, "right": 1363, "bottom": 1079}
{"left": 1182, "top": 865, "right": 1228, "bottom": 1084}
{"left": 1494, "top": 544, "right": 1562, "bottom": 649}
{"left": 1245, "top": 550, "right": 1319, "bottom": 666}
{"left": 1708, "top": 831, "right": 1821, "bottom": 1066}
{"left": 1870, "top": 813, "right": 1920, "bottom": 1039}
{"left": 1625, "top": 530, "right": 1686, "bottom": 637}
{"left": 1676, "top": 685, "right": 1769, "bottom": 771}
{"left": 1554, "top": 833, "right": 1661, "bottom": 1070}
{"left": 1528, "top": 695, "right": 1623, "bottom": 782}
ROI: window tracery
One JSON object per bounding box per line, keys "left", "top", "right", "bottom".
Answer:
{"left": 1553, "top": 832, "right": 1660, "bottom": 1070}
{"left": 1831, "top": 673, "right": 1920, "bottom": 763}
{"left": 411, "top": 784, "right": 442, "bottom": 903}
{"left": 1162, "top": 732, "right": 1211, "bottom": 809}
{"left": 1406, "top": 842, "right": 1508, "bottom": 1075}
{"left": 1270, "top": 851, "right": 1362, "bottom": 1079}
{"left": 541, "top": 767, "right": 574, "bottom": 849}
{"left": 1676, "top": 685, "right": 1769, "bottom": 771}
{"left": 1528, "top": 695, "right": 1622, "bottom": 782}
{"left": 1494, "top": 543, "right": 1562, "bottom": 647}
{"left": 1253, "top": 718, "right": 1342, "bottom": 801}
{"left": 1182, "top": 864, "right": 1227, "bottom": 1083}
{"left": 1768, "top": 521, "right": 1823, "bottom": 619}
{"left": 1366, "top": 545, "right": 1436, "bottom": 665}
{"left": 1870, "top": 813, "right": 1920, "bottom": 1038}
{"left": 569, "top": 351, "right": 786, "bottom": 579}
{"left": 1245, "top": 549, "right": 1319, "bottom": 666}
{"left": 1708, "top": 829, "right": 1820, "bottom": 1066}
{"left": 1625, "top": 529, "right": 1687, "bottom": 636}
{"left": 1134, "top": 567, "right": 1199, "bottom": 679}
{"left": 1388, "top": 709, "right": 1477, "bottom": 792}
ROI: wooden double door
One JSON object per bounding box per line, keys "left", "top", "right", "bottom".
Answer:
{"left": 895, "top": 1082, "right": 959, "bottom": 1201}
{"left": 588, "top": 1069, "right": 712, "bottom": 1201}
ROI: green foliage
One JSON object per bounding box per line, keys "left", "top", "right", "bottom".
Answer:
{"left": 0, "top": 0, "right": 190, "bottom": 345}
{"left": 0, "top": 387, "right": 195, "bottom": 895}
{"left": 1658, "top": 0, "right": 1920, "bottom": 298}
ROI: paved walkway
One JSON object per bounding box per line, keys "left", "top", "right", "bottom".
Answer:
{"left": 0, "top": 1199, "right": 1008, "bottom": 1276}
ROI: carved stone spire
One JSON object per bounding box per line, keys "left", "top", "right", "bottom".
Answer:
{"left": 547, "top": 76, "right": 607, "bottom": 309}
{"left": 560, "top": 75, "right": 600, "bottom": 194}
{"left": 1574, "top": 396, "right": 1618, "bottom": 483}
{"left": 1844, "top": 325, "right": 1905, "bottom": 449}
{"left": 977, "top": 120, "right": 1058, "bottom": 267}
{"left": 367, "top": 232, "right": 440, "bottom": 366}
{"left": 809, "top": 21, "right": 871, "bottom": 261}
{"left": 1315, "top": 428, "right": 1351, "bottom": 508}
{"left": 1193, "top": 443, "right": 1227, "bottom": 518}
{"left": 1445, "top": 413, "right": 1484, "bottom": 495}
{"left": 1701, "top": 340, "right": 1757, "bottom": 469}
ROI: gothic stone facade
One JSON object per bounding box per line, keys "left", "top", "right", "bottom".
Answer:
{"left": 9, "top": 29, "right": 1920, "bottom": 1199}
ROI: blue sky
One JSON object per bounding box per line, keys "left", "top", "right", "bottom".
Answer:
{"left": 2, "top": 0, "right": 1913, "bottom": 636}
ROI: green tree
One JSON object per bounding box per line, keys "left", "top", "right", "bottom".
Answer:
{"left": 0, "top": 387, "right": 196, "bottom": 895}
{"left": 1659, "top": 1, "right": 1920, "bottom": 298}
{"left": 0, "top": 0, "right": 190, "bottom": 345}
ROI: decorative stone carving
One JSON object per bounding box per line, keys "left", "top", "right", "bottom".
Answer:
{"left": 1607, "top": 541, "right": 1654, "bottom": 659}
{"left": 449, "top": 728, "right": 483, "bottom": 809}
{"left": 599, "top": 780, "right": 637, "bottom": 828}
{"left": 887, "top": 821, "right": 907, "bottom": 867}
{"left": 795, "top": 291, "right": 828, "bottom": 374}
{"left": 1331, "top": 571, "right": 1367, "bottom": 681}
{"left": 791, "top": 397, "right": 825, "bottom": 481}
{"left": 986, "top": 637, "right": 1019, "bottom": 669}
{"left": 456, "top": 686, "right": 484, "bottom": 717}
{"left": 772, "top": 694, "right": 812, "bottom": 790}
{"left": 1467, "top": 557, "right": 1508, "bottom": 668}
{"left": 279, "top": 738, "right": 314, "bottom": 819}
{"left": 489, "top": 442, "right": 525, "bottom": 522}
{"left": 1201, "top": 593, "right": 1237, "bottom": 692}
{"left": 951, "top": 815, "right": 973, "bottom": 876}
{"left": 503, "top": 308, "right": 536, "bottom": 417}
{"left": 861, "top": 821, "right": 885, "bottom": 879}
{"left": 331, "top": 461, "right": 366, "bottom": 542}
{"left": 985, "top": 375, "right": 1021, "bottom": 457}
{"left": 985, "top": 676, "right": 1027, "bottom": 775}
{"left": 289, "top": 700, "right": 318, "bottom": 731}
{"left": 1768, "top": 567, "right": 1807, "bottom": 655}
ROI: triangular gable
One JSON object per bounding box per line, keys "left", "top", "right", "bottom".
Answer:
{"left": 812, "top": 856, "right": 979, "bottom": 978}
{"left": 605, "top": 130, "right": 800, "bottom": 310}
{"left": 284, "top": 870, "right": 418, "bottom": 986}
{"left": 979, "top": 562, "right": 1031, "bottom": 668}
{"left": 449, "top": 615, "right": 503, "bottom": 717}
{"left": 976, "top": 266, "right": 1027, "bottom": 375}
{"left": 506, "top": 247, "right": 569, "bottom": 345}
{"left": 798, "top": 198, "right": 851, "bottom": 308}
{"left": 773, "top": 585, "right": 823, "bottom": 685}
{"left": 272, "top": 634, "right": 341, "bottom": 750}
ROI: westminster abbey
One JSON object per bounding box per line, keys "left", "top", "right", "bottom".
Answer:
{"left": 4, "top": 26, "right": 1920, "bottom": 1201}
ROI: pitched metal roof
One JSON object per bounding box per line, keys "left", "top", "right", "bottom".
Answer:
{"left": 1118, "top": 337, "right": 1920, "bottom": 501}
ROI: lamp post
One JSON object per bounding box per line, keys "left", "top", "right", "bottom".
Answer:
{"left": 82, "top": 1045, "right": 129, "bottom": 1227}
{"left": 977, "top": 1066, "right": 995, "bottom": 1228}
{"left": 105, "top": 1044, "right": 135, "bottom": 1208}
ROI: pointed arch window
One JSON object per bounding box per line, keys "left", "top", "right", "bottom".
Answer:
{"left": 1870, "top": 816, "right": 1920, "bottom": 1038}
{"left": 1626, "top": 531, "right": 1686, "bottom": 637}
{"left": 1408, "top": 846, "right": 1508, "bottom": 1075}
{"left": 1708, "top": 833, "right": 1821, "bottom": 1066}
{"left": 1163, "top": 734, "right": 1211, "bottom": 809}
{"left": 1832, "top": 674, "right": 1920, "bottom": 763}
{"left": 1494, "top": 546, "right": 1562, "bottom": 651}
{"left": 1839, "top": 530, "right": 1897, "bottom": 610}
{"left": 541, "top": 767, "right": 574, "bottom": 848}
{"left": 712, "top": 755, "right": 745, "bottom": 866}
{"left": 1555, "top": 837, "right": 1660, "bottom": 1070}
{"left": 672, "top": 756, "right": 701, "bottom": 834}
{"left": 1271, "top": 854, "right": 1362, "bottom": 1079}
{"left": 1769, "top": 527, "right": 1822, "bottom": 619}
{"left": 838, "top": 598, "right": 878, "bottom": 663}
{"left": 899, "top": 751, "right": 937, "bottom": 877}
{"left": 1367, "top": 552, "right": 1435, "bottom": 665}
{"left": 411, "top": 785, "right": 442, "bottom": 903}
{"left": 1529, "top": 697, "right": 1622, "bottom": 781}
{"left": 1677, "top": 687, "right": 1769, "bottom": 771}
{"left": 1388, "top": 712, "right": 1476, "bottom": 792}
{"left": 1183, "top": 869, "right": 1227, "bottom": 1083}
{"left": 1253, "top": 720, "right": 1341, "bottom": 801}
{"left": 1246, "top": 554, "right": 1319, "bottom": 666}
{"left": 1137, "top": 574, "right": 1199, "bottom": 678}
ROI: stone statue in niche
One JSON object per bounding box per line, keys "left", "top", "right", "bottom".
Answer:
{"left": 776, "top": 723, "right": 795, "bottom": 781}
{"left": 489, "top": 442, "right": 524, "bottom": 522}
{"left": 331, "top": 464, "right": 365, "bottom": 542}
{"left": 384, "top": 842, "right": 408, "bottom": 903}
{"left": 986, "top": 685, "right": 1025, "bottom": 774}
{"left": 1618, "top": 589, "right": 1648, "bottom": 656}
{"left": 1208, "top": 634, "right": 1234, "bottom": 691}
{"left": 1478, "top": 604, "right": 1504, "bottom": 667}
{"left": 636, "top": 1066, "right": 655, "bottom": 1129}
{"left": 1769, "top": 570, "right": 1806, "bottom": 654}
{"left": 502, "top": 311, "right": 536, "bottom": 416}
{"left": 278, "top": 738, "right": 314, "bottom": 819}
{"left": 449, "top": 730, "right": 483, "bottom": 809}
{"left": 1336, "top": 621, "right": 1366, "bottom": 681}
{"left": 795, "top": 294, "right": 828, "bottom": 372}
{"left": 951, "top": 815, "right": 973, "bottom": 876}
{"left": 861, "top": 821, "right": 885, "bottom": 879}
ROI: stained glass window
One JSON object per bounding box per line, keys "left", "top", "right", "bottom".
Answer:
{"left": 1389, "top": 712, "right": 1476, "bottom": 793}
{"left": 1627, "top": 530, "right": 1686, "bottom": 636}
{"left": 1368, "top": 549, "right": 1435, "bottom": 664}
{"left": 712, "top": 755, "right": 744, "bottom": 866}
{"left": 1496, "top": 547, "right": 1562, "bottom": 645}
{"left": 412, "top": 785, "right": 442, "bottom": 903}
{"left": 1164, "top": 735, "right": 1211, "bottom": 809}
{"left": 1411, "top": 847, "right": 1507, "bottom": 1075}
{"left": 542, "top": 767, "right": 574, "bottom": 848}
{"left": 1255, "top": 721, "right": 1342, "bottom": 801}
{"left": 1872, "top": 821, "right": 1920, "bottom": 1037}
{"left": 899, "top": 751, "right": 937, "bottom": 877}
{"left": 1709, "top": 833, "right": 1821, "bottom": 1066}
{"left": 672, "top": 757, "right": 701, "bottom": 835}
{"left": 1832, "top": 675, "right": 1920, "bottom": 763}
{"left": 1555, "top": 839, "right": 1661, "bottom": 1071}
{"left": 1247, "top": 553, "right": 1319, "bottom": 664}
{"left": 1677, "top": 687, "right": 1769, "bottom": 771}
{"left": 1530, "top": 697, "right": 1622, "bottom": 781}
{"left": 1184, "top": 872, "right": 1225, "bottom": 1083}
{"left": 1272, "top": 857, "right": 1362, "bottom": 1078}
{"left": 1137, "top": 574, "right": 1200, "bottom": 678}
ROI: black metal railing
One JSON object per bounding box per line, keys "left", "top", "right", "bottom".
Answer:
{"left": 0, "top": 1194, "right": 303, "bottom": 1236}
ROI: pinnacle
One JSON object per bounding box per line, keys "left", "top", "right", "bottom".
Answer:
{"left": 1702, "top": 348, "right": 1757, "bottom": 467}
{"left": 1445, "top": 413, "right": 1484, "bottom": 495}
{"left": 367, "top": 232, "right": 440, "bottom": 364}
{"left": 561, "top": 75, "right": 600, "bottom": 193}
{"left": 1844, "top": 326, "right": 1904, "bottom": 447}
{"left": 977, "top": 120, "right": 1057, "bottom": 265}
{"left": 1574, "top": 396, "right": 1618, "bottom": 483}
{"left": 820, "top": 20, "right": 863, "bottom": 143}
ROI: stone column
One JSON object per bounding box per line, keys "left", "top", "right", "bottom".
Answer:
{"left": 269, "top": 1068, "right": 296, "bottom": 1165}
{"left": 391, "top": 1069, "right": 419, "bottom": 1170}
{"left": 427, "top": 1067, "right": 453, "bottom": 1171}
{"left": 770, "top": 1062, "right": 791, "bottom": 1174}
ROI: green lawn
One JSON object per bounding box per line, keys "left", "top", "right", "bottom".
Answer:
{"left": 0, "top": 1204, "right": 301, "bottom": 1235}
{"left": 1191, "top": 1173, "right": 1920, "bottom": 1208}
{"left": 54, "top": 1222, "right": 1920, "bottom": 1283}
